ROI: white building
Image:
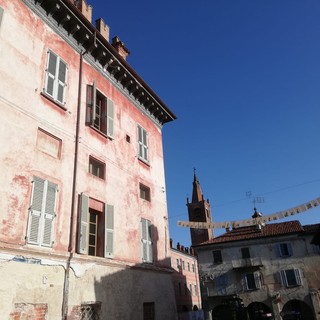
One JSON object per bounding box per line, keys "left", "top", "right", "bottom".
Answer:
{"left": 194, "top": 218, "right": 320, "bottom": 320}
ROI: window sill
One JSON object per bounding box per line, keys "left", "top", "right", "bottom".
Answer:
{"left": 88, "top": 125, "right": 114, "bottom": 140}
{"left": 138, "top": 157, "right": 150, "bottom": 167}
{"left": 41, "top": 91, "right": 67, "bottom": 110}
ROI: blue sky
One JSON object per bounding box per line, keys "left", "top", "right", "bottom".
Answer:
{"left": 90, "top": 0, "right": 320, "bottom": 246}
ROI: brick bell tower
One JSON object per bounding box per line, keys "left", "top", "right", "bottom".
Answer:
{"left": 187, "top": 170, "right": 214, "bottom": 246}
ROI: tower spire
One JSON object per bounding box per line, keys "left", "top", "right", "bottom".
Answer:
{"left": 192, "top": 168, "right": 203, "bottom": 203}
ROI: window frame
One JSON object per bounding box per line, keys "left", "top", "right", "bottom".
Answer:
{"left": 278, "top": 242, "right": 292, "bottom": 257}
{"left": 44, "top": 50, "right": 68, "bottom": 106}
{"left": 243, "top": 272, "right": 261, "bottom": 291}
{"left": 27, "top": 177, "right": 57, "bottom": 248}
{"left": 213, "top": 250, "right": 223, "bottom": 264}
{"left": 86, "top": 82, "right": 115, "bottom": 139}
{"left": 241, "top": 247, "right": 250, "bottom": 259}
{"left": 89, "top": 156, "right": 105, "bottom": 180}
{"left": 280, "top": 269, "right": 302, "bottom": 287}
{"left": 143, "top": 302, "right": 155, "bottom": 320}
{"left": 78, "top": 193, "right": 114, "bottom": 258}
{"left": 139, "top": 183, "right": 151, "bottom": 202}
{"left": 138, "top": 125, "right": 149, "bottom": 163}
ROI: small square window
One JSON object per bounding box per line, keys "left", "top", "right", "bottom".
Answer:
{"left": 213, "top": 250, "right": 222, "bottom": 264}
{"left": 143, "top": 302, "right": 155, "bottom": 320}
{"left": 241, "top": 247, "right": 250, "bottom": 259}
{"left": 279, "top": 243, "right": 292, "bottom": 257}
{"left": 140, "top": 183, "right": 151, "bottom": 201}
{"left": 89, "top": 157, "right": 105, "bottom": 179}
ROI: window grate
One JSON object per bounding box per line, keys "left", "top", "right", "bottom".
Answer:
{"left": 80, "top": 304, "right": 99, "bottom": 320}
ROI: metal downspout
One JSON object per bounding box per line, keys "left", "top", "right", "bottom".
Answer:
{"left": 62, "top": 49, "right": 85, "bottom": 320}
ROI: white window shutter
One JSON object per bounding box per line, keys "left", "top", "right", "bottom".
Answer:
{"left": 280, "top": 270, "right": 288, "bottom": 287}
{"left": 42, "top": 181, "right": 57, "bottom": 247}
{"left": 106, "top": 99, "right": 114, "bottom": 138}
{"left": 242, "top": 274, "right": 249, "bottom": 291}
{"left": 57, "top": 59, "right": 67, "bottom": 104}
{"left": 45, "top": 51, "right": 57, "bottom": 97}
{"left": 254, "top": 272, "right": 261, "bottom": 289}
{"left": 294, "top": 269, "right": 302, "bottom": 285}
{"left": 105, "top": 204, "right": 114, "bottom": 257}
{"left": 143, "top": 129, "right": 148, "bottom": 161}
{"left": 79, "top": 193, "right": 89, "bottom": 254}
{"left": 86, "top": 85, "right": 94, "bottom": 124}
{"left": 141, "top": 219, "right": 148, "bottom": 261}
{"left": 147, "top": 221, "right": 153, "bottom": 262}
{"left": 27, "top": 177, "right": 45, "bottom": 245}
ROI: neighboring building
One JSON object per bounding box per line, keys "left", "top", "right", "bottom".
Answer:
{"left": 194, "top": 219, "right": 320, "bottom": 320}
{"left": 0, "top": 0, "right": 177, "bottom": 319}
{"left": 170, "top": 239, "right": 202, "bottom": 317}
{"left": 187, "top": 171, "right": 214, "bottom": 246}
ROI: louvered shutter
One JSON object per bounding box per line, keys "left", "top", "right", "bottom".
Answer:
{"left": 242, "top": 274, "right": 249, "bottom": 291}
{"left": 138, "top": 126, "right": 143, "bottom": 158}
{"left": 27, "top": 177, "right": 45, "bottom": 245}
{"left": 142, "top": 129, "right": 148, "bottom": 161}
{"left": 294, "top": 269, "right": 302, "bottom": 285}
{"left": 57, "top": 59, "right": 67, "bottom": 104}
{"left": 86, "top": 85, "right": 93, "bottom": 124}
{"left": 79, "top": 193, "right": 89, "bottom": 254}
{"left": 106, "top": 99, "right": 114, "bottom": 138}
{"left": 147, "top": 222, "right": 153, "bottom": 262}
{"left": 254, "top": 272, "right": 261, "bottom": 289}
{"left": 141, "top": 219, "right": 148, "bottom": 261}
{"left": 42, "top": 181, "right": 57, "bottom": 247}
{"left": 92, "top": 81, "right": 97, "bottom": 122}
{"left": 45, "top": 51, "right": 57, "bottom": 97}
{"left": 280, "top": 270, "right": 288, "bottom": 287}
{"left": 287, "top": 243, "right": 293, "bottom": 256}
{"left": 105, "top": 204, "right": 114, "bottom": 257}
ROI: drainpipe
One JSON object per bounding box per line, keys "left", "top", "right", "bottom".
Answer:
{"left": 62, "top": 48, "right": 86, "bottom": 320}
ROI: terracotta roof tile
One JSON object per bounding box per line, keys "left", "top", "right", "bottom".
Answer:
{"left": 196, "top": 221, "right": 304, "bottom": 246}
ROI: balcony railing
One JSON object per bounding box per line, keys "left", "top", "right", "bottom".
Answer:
{"left": 232, "top": 257, "right": 263, "bottom": 269}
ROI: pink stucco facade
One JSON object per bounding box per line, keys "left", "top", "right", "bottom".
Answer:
{"left": 0, "top": 0, "right": 177, "bottom": 319}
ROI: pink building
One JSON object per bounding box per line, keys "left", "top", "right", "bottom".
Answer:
{"left": 170, "top": 240, "right": 202, "bottom": 318}
{"left": 0, "top": 0, "right": 177, "bottom": 319}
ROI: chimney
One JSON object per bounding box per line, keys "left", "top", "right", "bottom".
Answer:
{"left": 170, "top": 238, "right": 173, "bottom": 248}
{"left": 181, "top": 245, "right": 184, "bottom": 252}
{"left": 185, "top": 247, "right": 189, "bottom": 254}
{"left": 112, "top": 36, "right": 130, "bottom": 60}
{"left": 177, "top": 242, "right": 181, "bottom": 251}
{"left": 73, "top": 0, "right": 92, "bottom": 23}
{"left": 96, "top": 18, "right": 110, "bottom": 42}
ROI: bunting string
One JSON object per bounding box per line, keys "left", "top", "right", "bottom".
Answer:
{"left": 177, "top": 196, "right": 320, "bottom": 229}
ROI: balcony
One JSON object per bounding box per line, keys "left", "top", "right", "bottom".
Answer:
{"left": 232, "top": 257, "right": 263, "bottom": 269}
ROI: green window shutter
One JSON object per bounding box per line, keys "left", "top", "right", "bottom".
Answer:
{"left": 42, "top": 181, "right": 57, "bottom": 247}
{"left": 106, "top": 99, "right": 114, "bottom": 138}
{"left": 79, "top": 193, "right": 89, "bottom": 254}
{"left": 105, "top": 204, "right": 114, "bottom": 257}
{"left": 27, "top": 177, "right": 45, "bottom": 245}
